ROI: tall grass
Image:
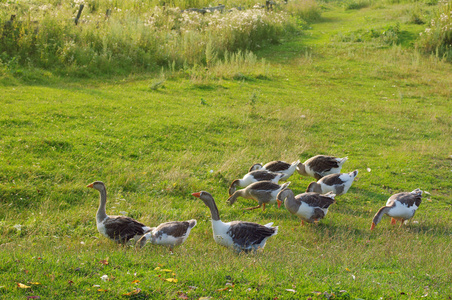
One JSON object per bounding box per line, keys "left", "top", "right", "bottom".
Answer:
{"left": 417, "top": 1, "right": 452, "bottom": 60}
{"left": 285, "top": 0, "right": 321, "bottom": 24}
{"left": 0, "top": 0, "right": 298, "bottom": 75}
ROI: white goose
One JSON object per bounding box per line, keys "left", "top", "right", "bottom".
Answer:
{"left": 192, "top": 191, "right": 278, "bottom": 253}
{"left": 306, "top": 170, "right": 358, "bottom": 196}
{"left": 276, "top": 188, "right": 336, "bottom": 225}
{"left": 227, "top": 181, "right": 291, "bottom": 211}
{"left": 371, "top": 188, "right": 422, "bottom": 230}
{"left": 137, "top": 220, "right": 197, "bottom": 251}
{"left": 229, "top": 170, "right": 286, "bottom": 196}
{"left": 87, "top": 181, "right": 151, "bottom": 244}
{"left": 248, "top": 160, "right": 300, "bottom": 180}
{"left": 296, "top": 155, "right": 348, "bottom": 180}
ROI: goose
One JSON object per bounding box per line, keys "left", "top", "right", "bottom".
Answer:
{"left": 227, "top": 181, "right": 291, "bottom": 211}
{"left": 229, "top": 170, "right": 286, "bottom": 196}
{"left": 371, "top": 188, "right": 422, "bottom": 230}
{"left": 192, "top": 191, "right": 278, "bottom": 253}
{"left": 306, "top": 170, "right": 358, "bottom": 196}
{"left": 87, "top": 181, "right": 151, "bottom": 244}
{"left": 276, "top": 188, "right": 336, "bottom": 225}
{"left": 137, "top": 220, "right": 197, "bottom": 251}
{"left": 296, "top": 155, "right": 348, "bottom": 180}
{"left": 248, "top": 160, "right": 300, "bottom": 180}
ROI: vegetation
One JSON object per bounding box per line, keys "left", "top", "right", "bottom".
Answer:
{"left": 417, "top": 1, "right": 452, "bottom": 59}
{"left": 0, "top": 0, "right": 301, "bottom": 75}
{"left": 1, "top": 0, "right": 451, "bottom": 299}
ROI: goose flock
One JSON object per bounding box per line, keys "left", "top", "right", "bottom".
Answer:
{"left": 87, "top": 155, "right": 423, "bottom": 253}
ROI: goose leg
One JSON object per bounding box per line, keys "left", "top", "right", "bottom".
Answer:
{"left": 391, "top": 218, "right": 397, "bottom": 225}
{"left": 399, "top": 219, "right": 405, "bottom": 227}
{"left": 261, "top": 203, "right": 266, "bottom": 211}
{"left": 244, "top": 204, "right": 262, "bottom": 210}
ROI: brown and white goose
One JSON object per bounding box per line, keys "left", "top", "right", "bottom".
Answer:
{"left": 371, "top": 188, "right": 422, "bottom": 230}
{"left": 229, "top": 170, "right": 286, "bottom": 196}
{"left": 87, "top": 181, "right": 151, "bottom": 244}
{"left": 306, "top": 170, "right": 358, "bottom": 196}
{"left": 276, "top": 188, "right": 336, "bottom": 225}
{"left": 192, "top": 191, "right": 278, "bottom": 253}
{"left": 137, "top": 220, "right": 197, "bottom": 251}
{"left": 296, "top": 155, "right": 348, "bottom": 180}
{"left": 248, "top": 160, "right": 300, "bottom": 180}
{"left": 227, "top": 181, "right": 291, "bottom": 211}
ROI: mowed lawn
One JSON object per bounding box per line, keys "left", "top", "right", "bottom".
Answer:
{"left": 1, "top": 2, "right": 451, "bottom": 299}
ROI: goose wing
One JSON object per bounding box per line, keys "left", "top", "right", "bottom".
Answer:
{"left": 307, "top": 156, "right": 341, "bottom": 173}
{"left": 387, "top": 192, "right": 422, "bottom": 208}
{"left": 103, "top": 216, "right": 148, "bottom": 242}
{"left": 263, "top": 161, "right": 291, "bottom": 172}
{"left": 319, "top": 173, "right": 344, "bottom": 185}
{"left": 153, "top": 220, "right": 197, "bottom": 238}
{"left": 248, "top": 181, "right": 281, "bottom": 191}
{"left": 299, "top": 193, "right": 335, "bottom": 209}
{"left": 250, "top": 170, "right": 283, "bottom": 181}
{"left": 227, "top": 221, "right": 277, "bottom": 248}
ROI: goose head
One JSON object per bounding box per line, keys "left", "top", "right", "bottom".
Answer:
{"left": 192, "top": 191, "right": 220, "bottom": 220}
{"left": 87, "top": 181, "right": 106, "bottom": 191}
{"left": 276, "top": 188, "right": 293, "bottom": 208}
{"left": 192, "top": 191, "right": 214, "bottom": 203}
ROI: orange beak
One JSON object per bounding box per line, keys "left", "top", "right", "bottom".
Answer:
{"left": 87, "top": 183, "right": 94, "bottom": 188}
{"left": 192, "top": 192, "right": 201, "bottom": 198}
{"left": 370, "top": 222, "right": 376, "bottom": 230}
{"left": 277, "top": 199, "right": 282, "bottom": 209}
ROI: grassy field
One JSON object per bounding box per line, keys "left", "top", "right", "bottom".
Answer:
{"left": 1, "top": 1, "right": 452, "bottom": 299}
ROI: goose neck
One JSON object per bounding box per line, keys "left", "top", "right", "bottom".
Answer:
{"left": 372, "top": 206, "right": 390, "bottom": 226}
{"left": 97, "top": 187, "right": 108, "bottom": 223}
{"left": 204, "top": 197, "right": 220, "bottom": 221}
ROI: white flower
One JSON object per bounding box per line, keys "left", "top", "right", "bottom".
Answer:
{"left": 100, "top": 275, "right": 108, "bottom": 282}
{"left": 13, "top": 224, "right": 22, "bottom": 231}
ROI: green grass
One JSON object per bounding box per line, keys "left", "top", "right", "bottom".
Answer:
{"left": 1, "top": 1, "right": 452, "bottom": 299}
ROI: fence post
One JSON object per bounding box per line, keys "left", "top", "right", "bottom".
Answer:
{"left": 75, "top": 4, "right": 84, "bottom": 25}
